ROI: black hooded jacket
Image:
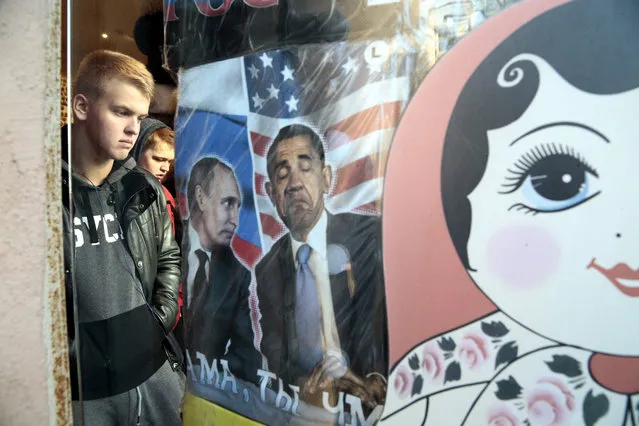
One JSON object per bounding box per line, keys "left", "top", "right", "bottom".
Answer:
{"left": 61, "top": 126, "right": 181, "bottom": 400}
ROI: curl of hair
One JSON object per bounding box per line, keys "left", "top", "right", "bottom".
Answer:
{"left": 496, "top": 55, "right": 543, "bottom": 88}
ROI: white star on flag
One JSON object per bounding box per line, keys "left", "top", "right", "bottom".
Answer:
{"left": 281, "top": 65, "right": 294, "bottom": 82}
{"left": 284, "top": 95, "right": 299, "bottom": 112}
{"left": 252, "top": 92, "right": 266, "bottom": 109}
{"left": 259, "top": 53, "right": 273, "bottom": 68}
{"left": 342, "top": 57, "right": 359, "bottom": 74}
{"left": 221, "top": 42, "right": 412, "bottom": 263}
{"left": 248, "top": 64, "right": 260, "bottom": 79}
{"left": 367, "top": 62, "right": 382, "bottom": 74}
{"left": 266, "top": 84, "right": 280, "bottom": 99}
{"left": 325, "top": 79, "right": 339, "bottom": 98}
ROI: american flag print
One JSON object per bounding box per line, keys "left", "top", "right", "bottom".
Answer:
{"left": 175, "top": 39, "right": 412, "bottom": 365}
{"left": 243, "top": 41, "right": 412, "bottom": 256}
{"left": 176, "top": 38, "right": 413, "bottom": 268}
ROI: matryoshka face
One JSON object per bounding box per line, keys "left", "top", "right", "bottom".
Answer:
{"left": 466, "top": 54, "right": 639, "bottom": 356}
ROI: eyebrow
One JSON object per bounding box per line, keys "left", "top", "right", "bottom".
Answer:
{"left": 113, "top": 105, "right": 148, "bottom": 119}
{"left": 222, "top": 196, "right": 240, "bottom": 204}
{"left": 275, "top": 154, "right": 313, "bottom": 170}
{"left": 274, "top": 159, "right": 289, "bottom": 171}
{"left": 509, "top": 121, "right": 610, "bottom": 146}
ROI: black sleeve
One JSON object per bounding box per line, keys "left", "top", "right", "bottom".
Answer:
{"left": 151, "top": 184, "right": 181, "bottom": 332}
{"left": 348, "top": 216, "right": 388, "bottom": 378}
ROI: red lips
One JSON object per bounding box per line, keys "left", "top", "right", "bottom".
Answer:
{"left": 588, "top": 259, "right": 639, "bottom": 297}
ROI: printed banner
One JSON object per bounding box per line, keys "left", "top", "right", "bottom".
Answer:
{"left": 174, "top": 39, "right": 410, "bottom": 424}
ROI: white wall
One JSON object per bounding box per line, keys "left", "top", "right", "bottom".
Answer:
{"left": 0, "top": 0, "right": 71, "bottom": 425}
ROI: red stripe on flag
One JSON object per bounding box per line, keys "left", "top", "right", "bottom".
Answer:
{"left": 254, "top": 173, "right": 267, "bottom": 196}
{"left": 231, "top": 236, "right": 262, "bottom": 268}
{"left": 353, "top": 201, "right": 381, "bottom": 215}
{"left": 331, "top": 151, "right": 388, "bottom": 196}
{"left": 327, "top": 101, "right": 402, "bottom": 149}
{"left": 251, "top": 132, "right": 272, "bottom": 157}
{"left": 177, "top": 192, "right": 189, "bottom": 218}
{"left": 260, "top": 212, "right": 285, "bottom": 239}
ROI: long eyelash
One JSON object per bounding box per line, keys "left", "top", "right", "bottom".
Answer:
{"left": 500, "top": 143, "right": 598, "bottom": 194}
{"left": 508, "top": 203, "right": 540, "bottom": 215}
{"left": 509, "top": 191, "right": 601, "bottom": 215}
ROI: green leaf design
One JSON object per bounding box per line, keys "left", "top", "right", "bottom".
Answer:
{"left": 444, "top": 361, "right": 461, "bottom": 384}
{"left": 481, "top": 321, "right": 510, "bottom": 337}
{"left": 411, "top": 375, "right": 424, "bottom": 396}
{"left": 408, "top": 354, "right": 420, "bottom": 370}
{"left": 494, "top": 375, "right": 522, "bottom": 400}
{"left": 438, "top": 336, "right": 456, "bottom": 352}
{"left": 583, "top": 390, "right": 609, "bottom": 426}
{"left": 495, "top": 341, "right": 518, "bottom": 369}
{"left": 545, "top": 354, "right": 582, "bottom": 378}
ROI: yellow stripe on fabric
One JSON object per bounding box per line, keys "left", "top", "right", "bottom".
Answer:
{"left": 182, "top": 392, "right": 265, "bottom": 426}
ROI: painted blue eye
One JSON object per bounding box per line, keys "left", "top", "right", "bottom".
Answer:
{"left": 521, "top": 167, "right": 591, "bottom": 212}
{"left": 504, "top": 147, "right": 601, "bottom": 214}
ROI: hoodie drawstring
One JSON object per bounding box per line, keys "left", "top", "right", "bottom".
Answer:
{"left": 136, "top": 386, "right": 142, "bottom": 425}
{"left": 80, "top": 189, "right": 99, "bottom": 244}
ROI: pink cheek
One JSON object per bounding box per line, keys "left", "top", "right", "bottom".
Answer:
{"left": 487, "top": 226, "right": 561, "bottom": 290}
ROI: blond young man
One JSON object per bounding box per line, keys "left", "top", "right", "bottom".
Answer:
{"left": 61, "top": 50, "right": 184, "bottom": 425}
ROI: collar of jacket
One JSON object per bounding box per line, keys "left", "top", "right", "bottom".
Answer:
{"left": 61, "top": 166, "right": 162, "bottom": 247}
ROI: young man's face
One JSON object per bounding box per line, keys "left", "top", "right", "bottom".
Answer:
{"left": 83, "top": 78, "right": 150, "bottom": 161}
{"left": 139, "top": 141, "right": 175, "bottom": 182}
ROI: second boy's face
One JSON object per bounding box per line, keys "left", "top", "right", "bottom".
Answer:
{"left": 139, "top": 141, "right": 175, "bottom": 182}
{"left": 85, "top": 78, "right": 150, "bottom": 161}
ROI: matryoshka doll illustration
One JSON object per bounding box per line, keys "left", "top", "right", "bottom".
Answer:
{"left": 380, "top": 0, "right": 639, "bottom": 425}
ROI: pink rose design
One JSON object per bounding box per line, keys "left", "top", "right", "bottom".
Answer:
{"left": 488, "top": 404, "right": 521, "bottom": 426}
{"left": 393, "top": 365, "right": 413, "bottom": 399}
{"left": 526, "top": 378, "right": 575, "bottom": 425}
{"left": 422, "top": 343, "right": 445, "bottom": 382}
{"left": 459, "top": 332, "right": 490, "bottom": 370}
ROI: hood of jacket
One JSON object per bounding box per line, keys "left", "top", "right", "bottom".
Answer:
{"left": 130, "top": 117, "right": 170, "bottom": 163}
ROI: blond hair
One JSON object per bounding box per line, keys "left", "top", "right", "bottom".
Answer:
{"left": 145, "top": 127, "right": 175, "bottom": 151}
{"left": 73, "top": 50, "right": 154, "bottom": 101}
